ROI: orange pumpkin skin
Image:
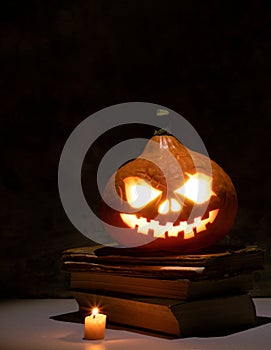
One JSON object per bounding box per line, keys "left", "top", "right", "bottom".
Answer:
{"left": 101, "top": 134, "right": 238, "bottom": 252}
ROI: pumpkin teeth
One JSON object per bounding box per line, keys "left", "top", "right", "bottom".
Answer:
{"left": 120, "top": 209, "right": 219, "bottom": 240}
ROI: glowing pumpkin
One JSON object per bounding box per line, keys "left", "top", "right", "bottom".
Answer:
{"left": 101, "top": 131, "right": 238, "bottom": 252}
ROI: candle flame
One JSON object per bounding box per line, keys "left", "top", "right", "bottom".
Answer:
{"left": 92, "top": 307, "right": 99, "bottom": 316}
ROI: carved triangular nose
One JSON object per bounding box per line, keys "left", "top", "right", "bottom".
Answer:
{"left": 158, "top": 198, "right": 181, "bottom": 214}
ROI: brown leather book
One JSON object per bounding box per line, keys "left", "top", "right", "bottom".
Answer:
{"left": 62, "top": 245, "right": 264, "bottom": 279}
{"left": 70, "top": 271, "right": 254, "bottom": 300}
{"left": 72, "top": 290, "right": 256, "bottom": 337}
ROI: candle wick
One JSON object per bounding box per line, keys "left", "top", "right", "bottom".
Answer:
{"left": 93, "top": 315, "right": 96, "bottom": 319}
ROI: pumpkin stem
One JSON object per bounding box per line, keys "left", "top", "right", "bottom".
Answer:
{"left": 155, "top": 109, "right": 173, "bottom": 136}
{"left": 154, "top": 128, "right": 173, "bottom": 136}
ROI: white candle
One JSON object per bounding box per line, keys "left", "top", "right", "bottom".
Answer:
{"left": 84, "top": 307, "right": 107, "bottom": 340}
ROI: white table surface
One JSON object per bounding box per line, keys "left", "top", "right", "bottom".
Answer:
{"left": 0, "top": 298, "right": 270, "bottom": 350}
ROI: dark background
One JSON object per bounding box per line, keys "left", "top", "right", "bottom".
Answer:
{"left": 1, "top": 1, "right": 271, "bottom": 297}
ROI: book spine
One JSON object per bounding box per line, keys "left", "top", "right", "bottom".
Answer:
{"left": 171, "top": 294, "right": 256, "bottom": 336}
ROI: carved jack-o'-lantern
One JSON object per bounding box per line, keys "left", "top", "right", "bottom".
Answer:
{"left": 101, "top": 131, "right": 237, "bottom": 252}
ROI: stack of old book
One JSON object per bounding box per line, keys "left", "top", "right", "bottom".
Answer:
{"left": 61, "top": 244, "right": 264, "bottom": 337}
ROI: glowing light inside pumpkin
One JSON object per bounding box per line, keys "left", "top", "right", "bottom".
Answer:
{"left": 120, "top": 209, "right": 219, "bottom": 239}
{"left": 175, "top": 173, "right": 215, "bottom": 204}
{"left": 124, "top": 177, "right": 162, "bottom": 209}
{"left": 158, "top": 198, "right": 181, "bottom": 214}
{"left": 121, "top": 172, "right": 219, "bottom": 239}
{"left": 158, "top": 199, "right": 169, "bottom": 214}
{"left": 171, "top": 198, "right": 181, "bottom": 212}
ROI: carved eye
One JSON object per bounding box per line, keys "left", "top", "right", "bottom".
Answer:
{"left": 175, "top": 173, "right": 215, "bottom": 204}
{"left": 123, "top": 177, "right": 162, "bottom": 209}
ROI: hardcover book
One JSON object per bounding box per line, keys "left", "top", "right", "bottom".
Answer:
{"left": 72, "top": 290, "right": 256, "bottom": 337}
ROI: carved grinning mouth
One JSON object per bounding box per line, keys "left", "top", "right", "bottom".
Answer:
{"left": 120, "top": 209, "right": 219, "bottom": 240}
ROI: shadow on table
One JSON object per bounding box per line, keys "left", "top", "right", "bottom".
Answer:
{"left": 50, "top": 312, "right": 271, "bottom": 339}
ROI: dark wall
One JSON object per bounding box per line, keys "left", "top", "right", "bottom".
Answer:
{"left": 1, "top": 1, "right": 271, "bottom": 297}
